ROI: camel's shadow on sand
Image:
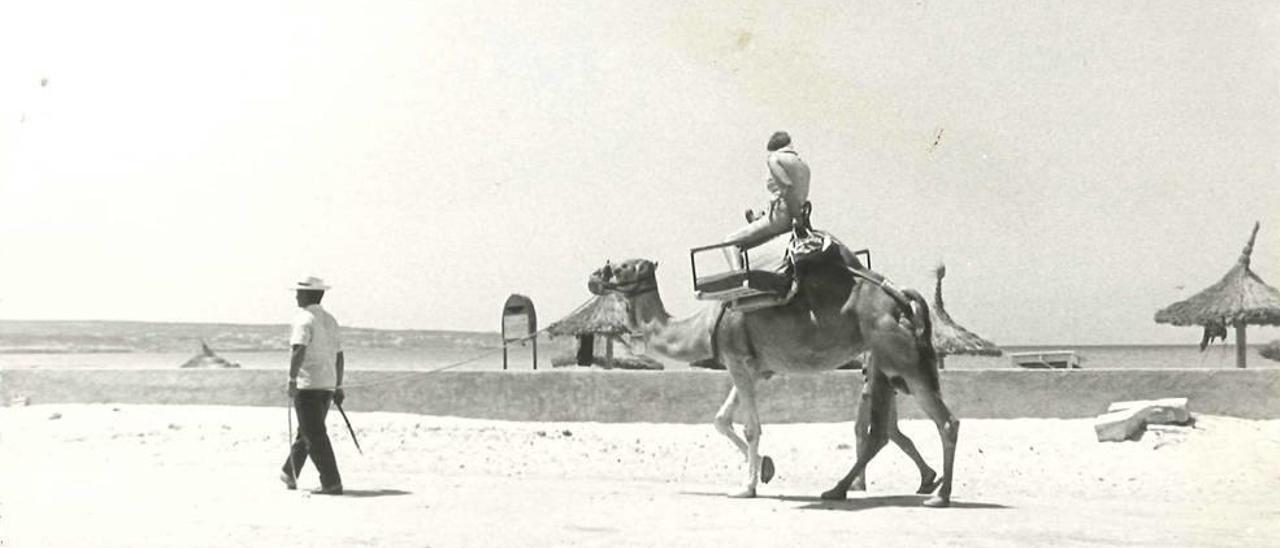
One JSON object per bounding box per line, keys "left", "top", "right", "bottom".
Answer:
{"left": 779, "top": 494, "right": 1009, "bottom": 512}
{"left": 681, "top": 491, "right": 1009, "bottom": 512}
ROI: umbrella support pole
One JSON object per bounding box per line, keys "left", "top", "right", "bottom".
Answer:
{"left": 1236, "top": 323, "right": 1247, "bottom": 369}
{"left": 605, "top": 337, "right": 614, "bottom": 369}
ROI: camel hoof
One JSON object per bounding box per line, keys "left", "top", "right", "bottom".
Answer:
{"left": 728, "top": 487, "right": 757, "bottom": 499}
{"left": 760, "top": 456, "right": 775, "bottom": 484}
{"left": 819, "top": 487, "right": 847, "bottom": 501}
{"left": 922, "top": 495, "right": 950, "bottom": 508}
{"left": 916, "top": 472, "right": 940, "bottom": 495}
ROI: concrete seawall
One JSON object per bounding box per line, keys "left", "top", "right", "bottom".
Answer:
{"left": 2, "top": 369, "right": 1277, "bottom": 422}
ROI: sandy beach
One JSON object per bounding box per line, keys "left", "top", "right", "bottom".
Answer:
{"left": 1, "top": 404, "right": 1277, "bottom": 547}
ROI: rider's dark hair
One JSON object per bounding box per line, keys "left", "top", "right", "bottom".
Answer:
{"left": 767, "top": 131, "right": 791, "bottom": 151}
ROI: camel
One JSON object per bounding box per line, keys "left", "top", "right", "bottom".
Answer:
{"left": 587, "top": 239, "right": 960, "bottom": 507}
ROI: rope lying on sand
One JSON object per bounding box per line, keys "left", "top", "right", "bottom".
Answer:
{"left": 336, "top": 296, "right": 597, "bottom": 390}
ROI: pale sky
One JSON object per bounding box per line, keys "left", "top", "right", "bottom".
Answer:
{"left": 2, "top": 0, "right": 1278, "bottom": 345}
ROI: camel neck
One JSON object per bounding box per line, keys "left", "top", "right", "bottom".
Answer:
{"left": 628, "top": 291, "right": 671, "bottom": 334}
{"left": 627, "top": 291, "right": 715, "bottom": 363}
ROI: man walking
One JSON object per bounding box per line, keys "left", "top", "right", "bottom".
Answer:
{"left": 280, "top": 276, "right": 345, "bottom": 495}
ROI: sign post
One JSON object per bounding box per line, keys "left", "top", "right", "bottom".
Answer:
{"left": 501, "top": 294, "right": 537, "bottom": 370}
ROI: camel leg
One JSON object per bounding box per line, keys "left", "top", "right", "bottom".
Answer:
{"left": 726, "top": 365, "right": 763, "bottom": 498}
{"left": 822, "top": 372, "right": 893, "bottom": 500}
{"left": 905, "top": 379, "right": 960, "bottom": 508}
{"left": 887, "top": 410, "right": 940, "bottom": 495}
{"left": 848, "top": 382, "right": 873, "bottom": 492}
{"left": 713, "top": 385, "right": 748, "bottom": 457}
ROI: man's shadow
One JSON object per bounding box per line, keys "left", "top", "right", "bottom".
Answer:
{"left": 335, "top": 488, "right": 413, "bottom": 499}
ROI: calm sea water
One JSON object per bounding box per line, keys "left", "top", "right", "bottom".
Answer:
{"left": 0, "top": 348, "right": 523, "bottom": 371}
{"left": 1, "top": 344, "right": 1274, "bottom": 371}
{"left": 941, "top": 345, "right": 1277, "bottom": 370}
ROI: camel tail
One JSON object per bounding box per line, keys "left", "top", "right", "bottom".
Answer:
{"left": 904, "top": 288, "right": 941, "bottom": 393}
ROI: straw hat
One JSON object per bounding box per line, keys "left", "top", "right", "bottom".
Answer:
{"left": 290, "top": 276, "right": 331, "bottom": 291}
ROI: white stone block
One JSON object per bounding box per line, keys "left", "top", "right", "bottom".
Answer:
{"left": 1106, "top": 397, "right": 1191, "bottom": 425}
{"left": 1094, "top": 406, "right": 1148, "bottom": 442}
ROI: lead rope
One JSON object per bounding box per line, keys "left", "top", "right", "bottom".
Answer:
{"left": 336, "top": 296, "right": 597, "bottom": 391}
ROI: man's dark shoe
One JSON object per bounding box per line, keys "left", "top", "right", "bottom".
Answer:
{"left": 310, "top": 484, "right": 343, "bottom": 495}
{"left": 279, "top": 471, "right": 297, "bottom": 490}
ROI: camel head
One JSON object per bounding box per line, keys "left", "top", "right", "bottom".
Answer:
{"left": 588, "top": 259, "right": 659, "bottom": 296}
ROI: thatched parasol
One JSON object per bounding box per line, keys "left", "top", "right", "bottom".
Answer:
{"left": 179, "top": 341, "right": 239, "bottom": 369}
{"left": 1155, "top": 222, "right": 1280, "bottom": 368}
{"left": 929, "top": 264, "right": 1001, "bottom": 369}
{"left": 546, "top": 292, "right": 637, "bottom": 368}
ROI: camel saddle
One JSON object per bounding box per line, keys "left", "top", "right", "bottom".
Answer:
{"left": 691, "top": 203, "right": 869, "bottom": 312}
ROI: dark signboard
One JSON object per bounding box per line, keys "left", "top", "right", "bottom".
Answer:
{"left": 501, "top": 294, "right": 537, "bottom": 370}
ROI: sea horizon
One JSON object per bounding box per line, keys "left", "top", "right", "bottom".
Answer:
{"left": 1, "top": 319, "right": 1276, "bottom": 371}
{"left": 1, "top": 318, "right": 1270, "bottom": 349}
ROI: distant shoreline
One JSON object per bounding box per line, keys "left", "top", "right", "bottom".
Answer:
{"left": 0, "top": 348, "right": 134, "bottom": 354}
{"left": 5, "top": 319, "right": 1274, "bottom": 348}
{"left": 0, "top": 318, "right": 497, "bottom": 336}
{"left": 2, "top": 320, "right": 1277, "bottom": 372}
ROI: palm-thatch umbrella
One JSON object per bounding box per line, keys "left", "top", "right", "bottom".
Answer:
{"left": 179, "top": 341, "right": 239, "bottom": 369}
{"left": 1261, "top": 339, "right": 1280, "bottom": 362}
{"left": 930, "top": 264, "right": 1001, "bottom": 369}
{"left": 1155, "top": 222, "right": 1280, "bottom": 368}
{"left": 545, "top": 292, "right": 636, "bottom": 369}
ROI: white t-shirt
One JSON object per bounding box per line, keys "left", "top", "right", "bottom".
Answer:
{"left": 289, "top": 304, "right": 343, "bottom": 389}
